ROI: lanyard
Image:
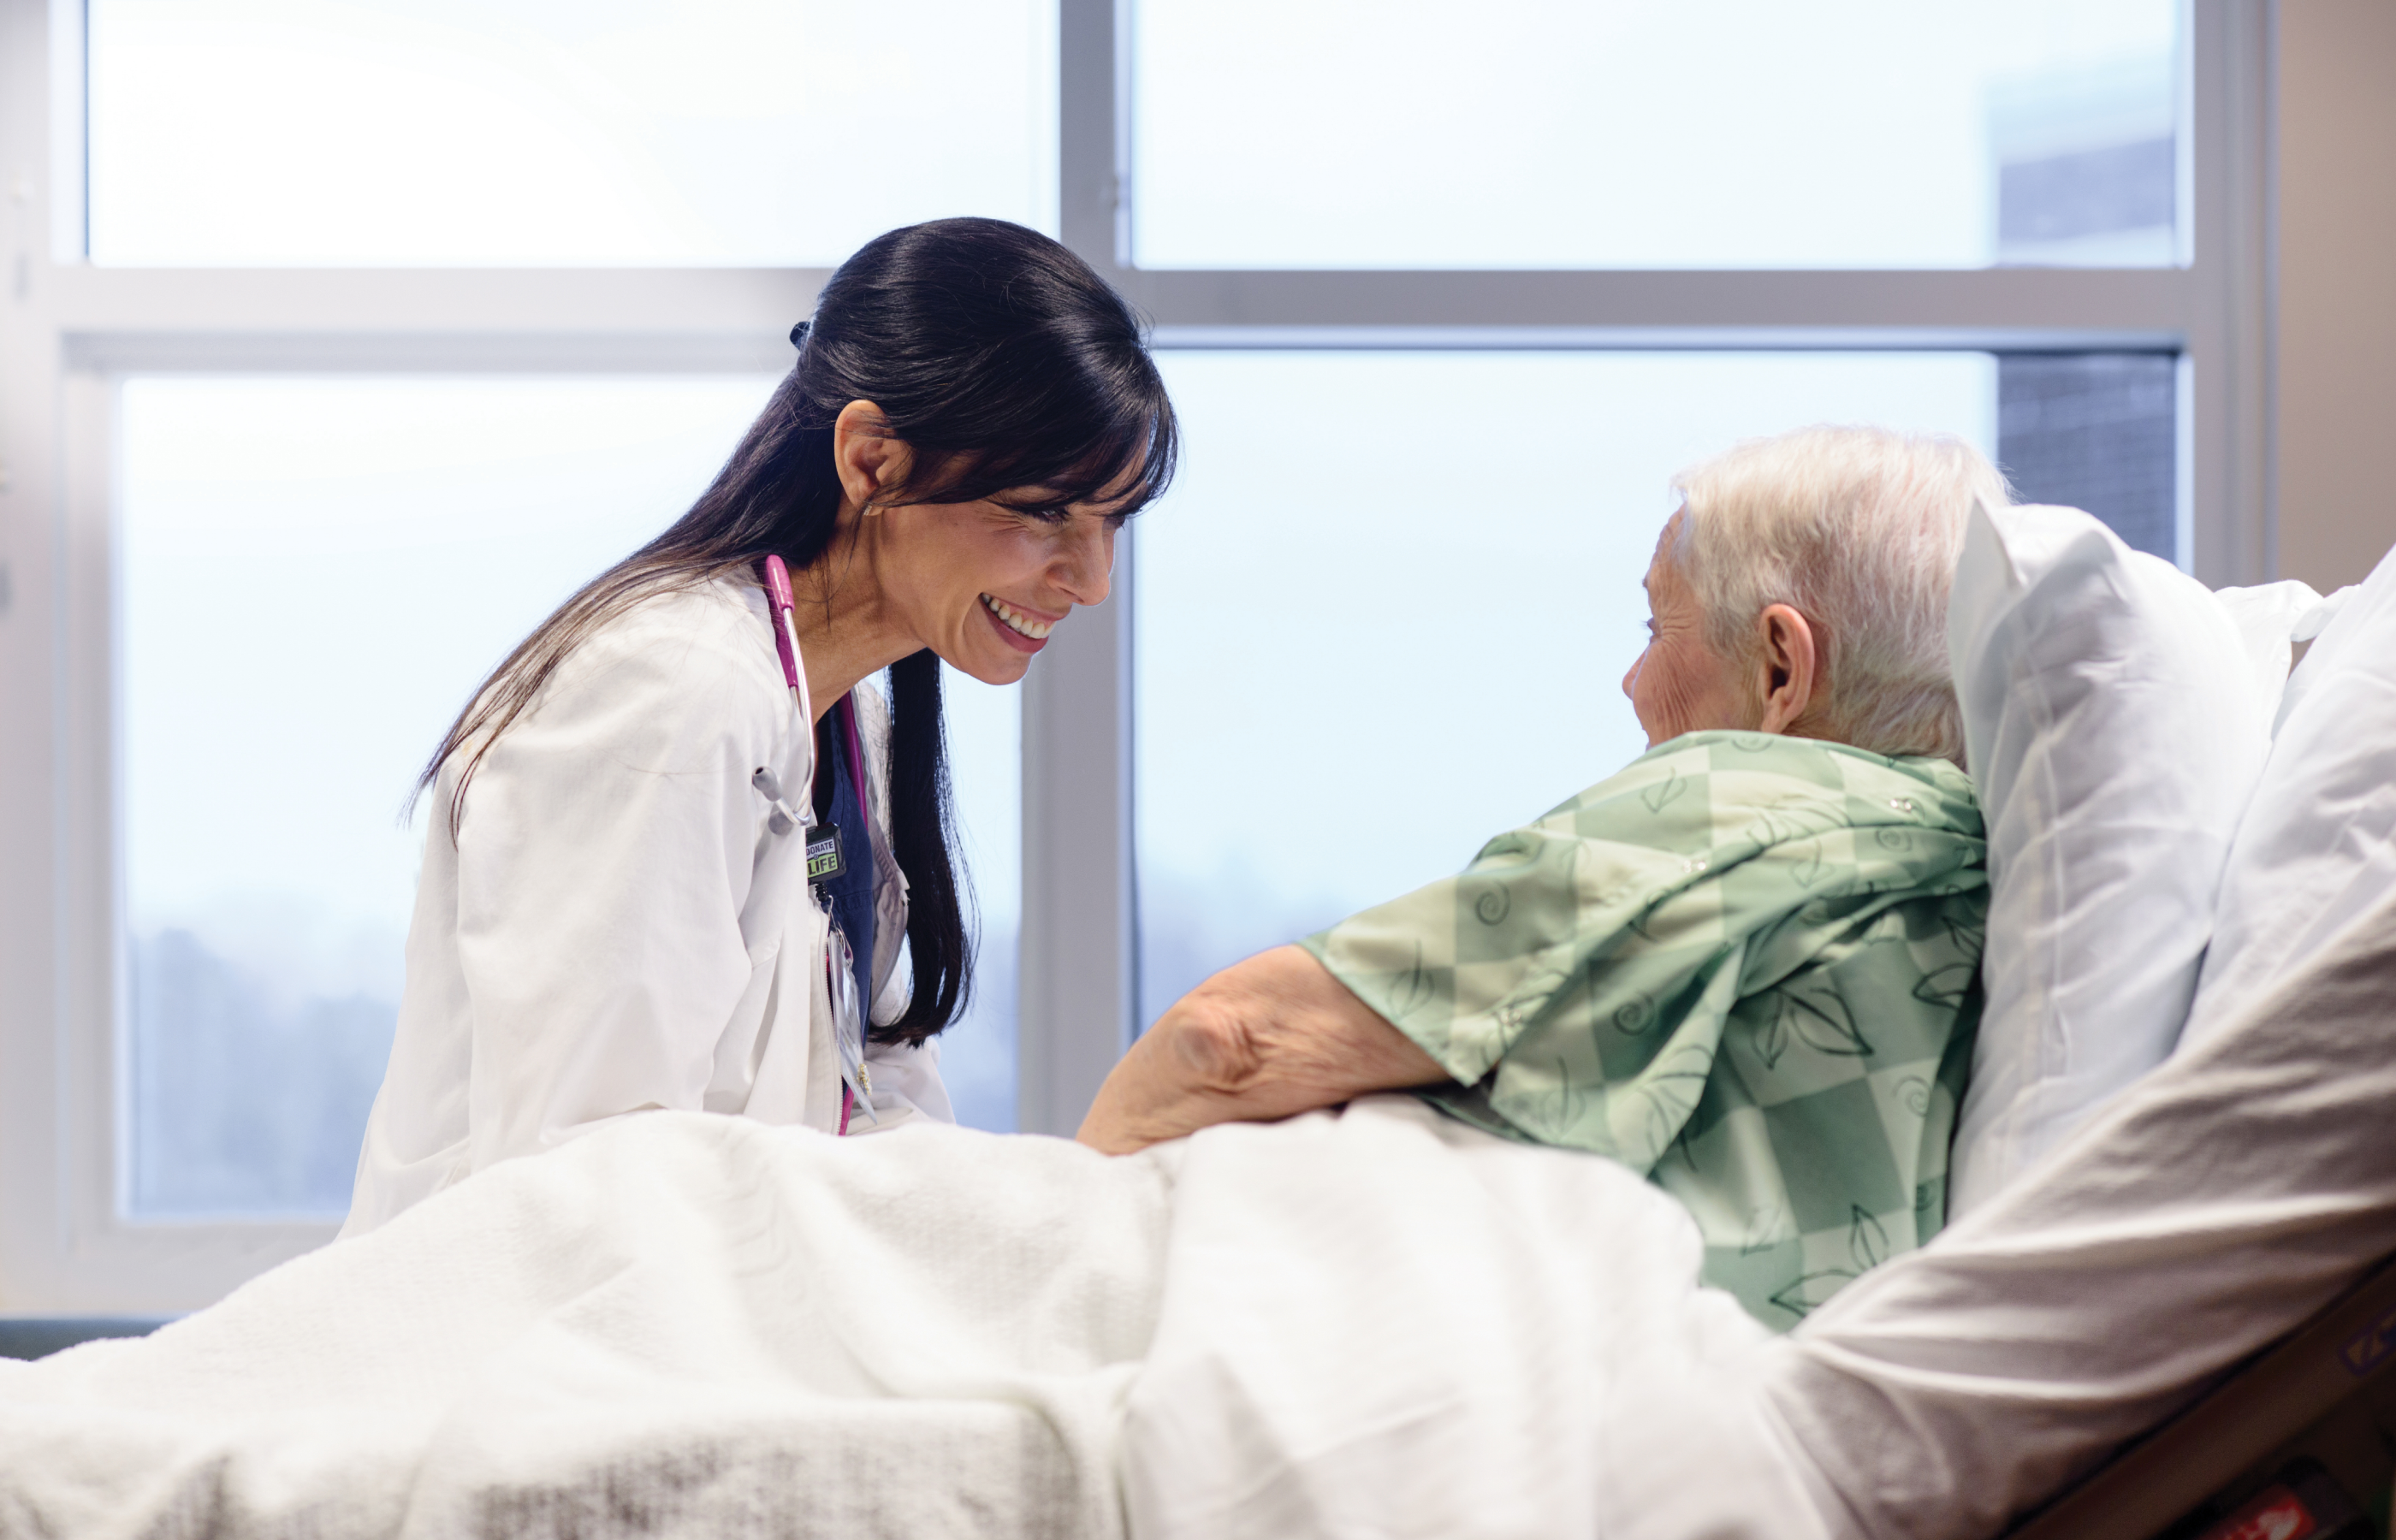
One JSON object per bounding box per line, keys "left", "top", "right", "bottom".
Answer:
{"left": 750, "top": 554, "right": 815, "bottom": 838}
{"left": 755, "top": 554, "right": 875, "bottom": 1131}
{"left": 758, "top": 554, "right": 815, "bottom": 729}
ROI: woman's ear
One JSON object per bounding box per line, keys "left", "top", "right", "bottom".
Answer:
{"left": 1753, "top": 603, "right": 1821, "bottom": 736}
{"left": 832, "top": 400, "right": 911, "bottom": 516}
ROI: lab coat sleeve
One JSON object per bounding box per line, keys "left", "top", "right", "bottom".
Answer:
{"left": 450, "top": 596, "right": 792, "bottom": 1172}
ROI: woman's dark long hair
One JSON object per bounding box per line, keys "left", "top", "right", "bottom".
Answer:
{"left": 416, "top": 217, "right": 1178, "bottom": 1043}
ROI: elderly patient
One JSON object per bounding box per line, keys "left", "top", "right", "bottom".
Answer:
{"left": 1082, "top": 424, "right": 2002, "bottom": 1327}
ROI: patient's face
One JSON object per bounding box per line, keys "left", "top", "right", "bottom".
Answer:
{"left": 1622, "top": 518, "right": 1757, "bottom": 748}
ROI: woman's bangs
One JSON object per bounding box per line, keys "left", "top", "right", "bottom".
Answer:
{"left": 1045, "top": 407, "right": 1178, "bottom": 517}
{"left": 922, "top": 394, "right": 1177, "bottom": 518}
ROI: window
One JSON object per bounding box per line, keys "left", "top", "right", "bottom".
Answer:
{"left": 1132, "top": 0, "right": 2182, "bottom": 270}
{"left": 936, "top": 675, "right": 1023, "bottom": 1133}
{"left": 0, "top": 0, "right": 2271, "bottom": 1311}
{"left": 87, "top": 0, "right": 1059, "bottom": 265}
{"left": 1996, "top": 352, "right": 2182, "bottom": 556}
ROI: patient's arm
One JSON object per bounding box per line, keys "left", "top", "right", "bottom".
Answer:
{"left": 1076, "top": 945, "right": 1452, "bottom": 1154}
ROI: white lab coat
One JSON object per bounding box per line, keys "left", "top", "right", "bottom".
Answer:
{"left": 341, "top": 576, "right": 952, "bottom": 1238}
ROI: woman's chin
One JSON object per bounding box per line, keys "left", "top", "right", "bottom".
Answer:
{"left": 941, "top": 645, "right": 1035, "bottom": 689}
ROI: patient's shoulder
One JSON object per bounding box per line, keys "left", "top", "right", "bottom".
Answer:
{"left": 1550, "top": 732, "right": 1980, "bottom": 844}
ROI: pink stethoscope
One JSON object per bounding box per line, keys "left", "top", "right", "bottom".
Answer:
{"left": 754, "top": 554, "right": 875, "bottom": 1132}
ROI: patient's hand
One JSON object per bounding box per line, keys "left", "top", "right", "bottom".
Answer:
{"left": 1076, "top": 945, "right": 1450, "bottom": 1154}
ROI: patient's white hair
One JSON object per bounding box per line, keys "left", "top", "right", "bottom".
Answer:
{"left": 1669, "top": 424, "right": 2008, "bottom": 766}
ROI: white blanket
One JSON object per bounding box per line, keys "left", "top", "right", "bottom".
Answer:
{"left": 1124, "top": 1097, "right": 1809, "bottom": 1540}
{"left": 0, "top": 1116, "right": 1170, "bottom": 1538}
{"left": 0, "top": 1099, "right": 1816, "bottom": 1540}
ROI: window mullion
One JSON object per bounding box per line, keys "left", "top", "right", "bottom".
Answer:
{"left": 1112, "top": 267, "right": 2198, "bottom": 337}
{"left": 1015, "top": 0, "right": 1139, "bottom": 1136}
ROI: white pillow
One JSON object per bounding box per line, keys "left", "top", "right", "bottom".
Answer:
{"left": 1944, "top": 503, "right": 2269, "bottom": 1217}
{"left": 2209, "top": 579, "right": 2345, "bottom": 733}
{"left": 2179, "top": 539, "right": 2396, "bottom": 1051}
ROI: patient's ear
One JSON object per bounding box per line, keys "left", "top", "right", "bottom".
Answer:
{"left": 1753, "top": 603, "right": 1820, "bottom": 736}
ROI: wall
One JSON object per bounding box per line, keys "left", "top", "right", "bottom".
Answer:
{"left": 2275, "top": 0, "right": 2396, "bottom": 589}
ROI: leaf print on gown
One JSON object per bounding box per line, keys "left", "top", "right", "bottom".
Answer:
{"left": 1754, "top": 980, "right": 1873, "bottom": 1069}
{"left": 1639, "top": 767, "right": 1690, "bottom": 814}
{"left": 1847, "top": 1205, "right": 1889, "bottom": 1270}
{"left": 1781, "top": 979, "right": 1873, "bottom": 1058}
{"left": 1769, "top": 1270, "right": 1857, "bottom": 1320}
{"left": 1913, "top": 962, "right": 1979, "bottom": 1010}
{"left": 1382, "top": 944, "right": 1436, "bottom": 1024}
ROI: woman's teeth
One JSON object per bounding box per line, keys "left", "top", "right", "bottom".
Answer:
{"left": 982, "top": 594, "right": 1054, "bottom": 640}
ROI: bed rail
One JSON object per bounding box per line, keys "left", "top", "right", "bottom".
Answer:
{"left": 2008, "top": 1255, "right": 2396, "bottom": 1538}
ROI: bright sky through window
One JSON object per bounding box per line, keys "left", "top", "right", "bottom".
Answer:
{"left": 88, "top": 0, "right": 1059, "bottom": 265}
{"left": 1133, "top": 0, "right": 2180, "bottom": 269}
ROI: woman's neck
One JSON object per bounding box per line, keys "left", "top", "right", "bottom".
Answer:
{"left": 786, "top": 518, "right": 917, "bottom": 722}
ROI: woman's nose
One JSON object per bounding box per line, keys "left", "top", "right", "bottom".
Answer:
{"left": 1055, "top": 523, "right": 1114, "bottom": 607}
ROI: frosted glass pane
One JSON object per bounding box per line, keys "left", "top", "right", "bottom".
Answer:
{"left": 90, "top": 0, "right": 1057, "bottom": 265}
{"left": 937, "top": 672, "right": 1022, "bottom": 1132}
{"left": 1134, "top": 351, "right": 1997, "bottom": 1028}
{"left": 1133, "top": 0, "right": 2179, "bottom": 270}
{"left": 1996, "top": 352, "right": 2179, "bottom": 561}
{"left": 120, "top": 376, "right": 1025, "bottom": 1216}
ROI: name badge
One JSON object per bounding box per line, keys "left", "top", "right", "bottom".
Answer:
{"left": 806, "top": 822, "right": 845, "bottom": 882}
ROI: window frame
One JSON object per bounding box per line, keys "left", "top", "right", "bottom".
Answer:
{"left": 0, "top": 0, "right": 2274, "bottom": 1309}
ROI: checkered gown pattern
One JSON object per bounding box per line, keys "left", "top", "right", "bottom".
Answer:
{"left": 1301, "top": 731, "right": 1988, "bottom": 1330}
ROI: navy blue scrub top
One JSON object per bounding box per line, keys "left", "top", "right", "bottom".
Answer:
{"left": 813, "top": 696, "right": 877, "bottom": 1017}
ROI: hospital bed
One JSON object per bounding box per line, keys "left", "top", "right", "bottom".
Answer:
{"left": 0, "top": 509, "right": 2387, "bottom": 1540}
{"left": 2013, "top": 1259, "right": 2396, "bottom": 1537}
{"left": 13, "top": 1229, "right": 2391, "bottom": 1529}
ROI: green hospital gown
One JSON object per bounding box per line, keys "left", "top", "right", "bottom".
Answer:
{"left": 1300, "top": 731, "right": 1988, "bottom": 1330}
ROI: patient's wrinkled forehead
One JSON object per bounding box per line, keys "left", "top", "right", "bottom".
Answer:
{"left": 1643, "top": 512, "right": 1696, "bottom": 608}
{"left": 1653, "top": 508, "right": 1685, "bottom": 561}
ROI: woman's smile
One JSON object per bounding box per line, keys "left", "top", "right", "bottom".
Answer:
{"left": 979, "top": 592, "right": 1060, "bottom": 652}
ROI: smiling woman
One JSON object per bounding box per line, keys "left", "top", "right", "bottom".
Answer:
{"left": 808, "top": 416, "right": 1123, "bottom": 684}
{"left": 342, "top": 217, "right": 1176, "bottom": 1237}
